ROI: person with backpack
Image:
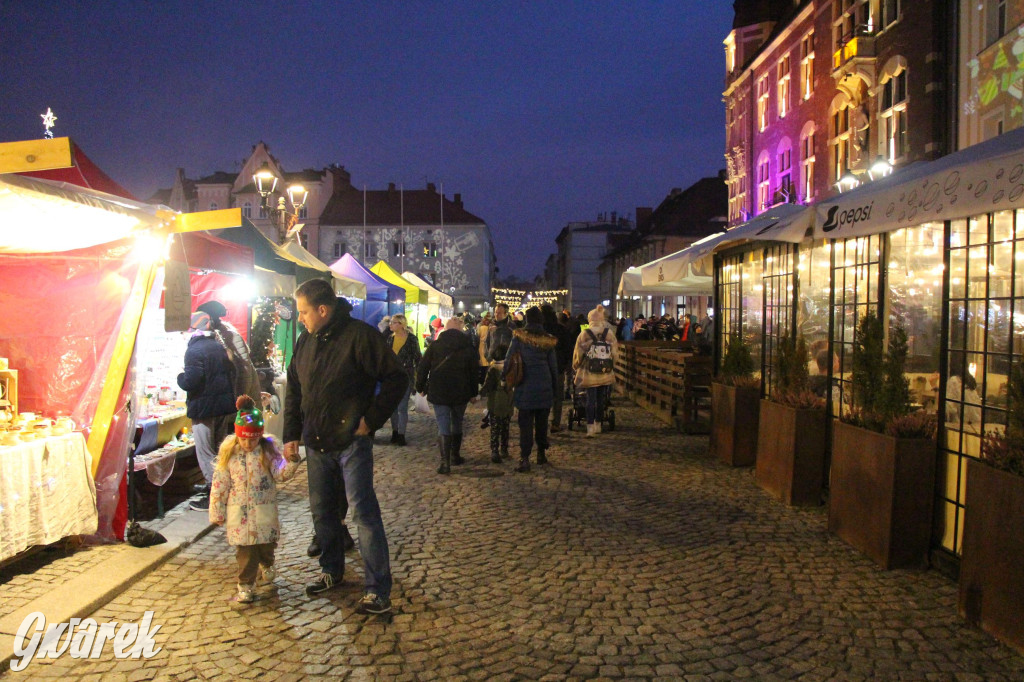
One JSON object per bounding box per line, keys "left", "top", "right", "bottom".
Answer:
{"left": 572, "top": 304, "right": 619, "bottom": 437}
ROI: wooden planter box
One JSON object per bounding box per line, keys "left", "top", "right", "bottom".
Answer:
{"left": 755, "top": 400, "right": 827, "bottom": 506}
{"left": 959, "top": 460, "right": 1024, "bottom": 655}
{"left": 828, "top": 420, "right": 936, "bottom": 569}
{"left": 711, "top": 382, "right": 760, "bottom": 467}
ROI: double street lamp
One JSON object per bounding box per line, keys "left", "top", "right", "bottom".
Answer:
{"left": 253, "top": 162, "right": 309, "bottom": 244}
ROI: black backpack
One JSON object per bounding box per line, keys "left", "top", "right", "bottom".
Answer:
{"left": 585, "top": 329, "right": 613, "bottom": 374}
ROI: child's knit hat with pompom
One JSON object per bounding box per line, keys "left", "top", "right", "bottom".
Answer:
{"left": 234, "top": 395, "right": 264, "bottom": 438}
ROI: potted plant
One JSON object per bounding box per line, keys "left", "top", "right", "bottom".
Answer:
{"left": 755, "top": 335, "right": 827, "bottom": 506}
{"left": 958, "top": 363, "right": 1024, "bottom": 655}
{"left": 711, "top": 336, "right": 761, "bottom": 466}
{"left": 828, "top": 311, "right": 937, "bottom": 569}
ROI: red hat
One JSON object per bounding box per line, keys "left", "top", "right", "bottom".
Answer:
{"left": 234, "top": 395, "right": 264, "bottom": 438}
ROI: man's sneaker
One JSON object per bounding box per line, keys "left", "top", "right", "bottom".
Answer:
{"left": 305, "top": 572, "right": 343, "bottom": 596}
{"left": 259, "top": 565, "right": 276, "bottom": 585}
{"left": 191, "top": 482, "right": 211, "bottom": 494}
{"left": 236, "top": 584, "right": 255, "bottom": 603}
{"left": 394, "top": 434, "right": 407, "bottom": 446}
{"left": 189, "top": 495, "right": 209, "bottom": 512}
{"left": 307, "top": 534, "right": 321, "bottom": 558}
{"left": 355, "top": 592, "right": 391, "bottom": 614}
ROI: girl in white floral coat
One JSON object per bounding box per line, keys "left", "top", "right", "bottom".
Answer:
{"left": 210, "top": 395, "right": 300, "bottom": 603}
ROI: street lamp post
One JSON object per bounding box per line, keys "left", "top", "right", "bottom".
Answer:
{"left": 253, "top": 162, "right": 309, "bottom": 244}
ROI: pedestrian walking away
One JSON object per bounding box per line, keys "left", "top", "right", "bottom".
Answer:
{"left": 416, "top": 316, "right": 479, "bottom": 474}
{"left": 572, "top": 304, "right": 619, "bottom": 436}
{"left": 177, "top": 300, "right": 257, "bottom": 512}
{"left": 503, "top": 306, "right": 558, "bottom": 472}
{"left": 284, "top": 278, "right": 407, "bottom": 615}
{"left": 209, "top": 395, "right": 300, "bottom": 604}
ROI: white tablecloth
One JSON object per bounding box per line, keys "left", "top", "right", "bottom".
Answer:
{"left": 0, "top": 432, "right": 98, "bottom": 563}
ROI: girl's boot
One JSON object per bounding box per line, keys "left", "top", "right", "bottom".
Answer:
{"left": 437, "top": 436, "right": 451, "bottom": 474}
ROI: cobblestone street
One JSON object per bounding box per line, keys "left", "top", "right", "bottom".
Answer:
{"left": 5, "top": 400, "right": 1024, "bottom": 680}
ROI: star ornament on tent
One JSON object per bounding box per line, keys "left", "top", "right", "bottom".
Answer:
{"left": 40, "top": 107, "right": 57, "bottom": 138}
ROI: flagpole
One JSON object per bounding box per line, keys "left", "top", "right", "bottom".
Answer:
{"left": 362, "top": 184, "right": 367, "bottom": 264}
{"left": 400, "top": 183, "right": 405, "bottom": 273}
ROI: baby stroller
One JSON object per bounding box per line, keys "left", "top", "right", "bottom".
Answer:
{"left": 566, "top": 378, "right": 615, "bottom": 432}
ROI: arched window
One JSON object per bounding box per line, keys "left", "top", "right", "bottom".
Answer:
{"left": 757, "top": 151, "right": 771, "bottom": 212}
{"left": 800, "top": 122, "right": 816, "bottom": 202}
{"left": 879, "top": 62, "right": 908, "bottom": 162}
{"left": 209, "top": 202, "right": 218, "bottom": 211}
{"left": 242, "top": 201, "right": 252, "bottom": 218}
{"left": 776, "top": 138, "right": 793, "bottom": 203}
{"left": 829, "top": 94, "right": 853, "bottom": 184}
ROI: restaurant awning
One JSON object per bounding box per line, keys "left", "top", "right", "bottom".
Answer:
{"left": 814, "top": 124, "right": 1024, "bottom": 240}
{"left": 638, "top": 203, "right": 811, "bottom": 287}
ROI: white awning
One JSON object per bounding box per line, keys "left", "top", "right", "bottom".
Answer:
{"left": 617, "top": 267, "right": 705, "bottom": 296}
{"left": 814, "top": 124, "right": 1024, "bottom": 239}
{"left": 638, "top": 203, "right": 811, "bottom": 288}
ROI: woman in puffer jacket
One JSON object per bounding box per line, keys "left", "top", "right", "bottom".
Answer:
{"left": 503, "top": 306, "right": 558, "bottom": 472}
{"left": 572, "top": 304, "right": 619, "bottom": 436}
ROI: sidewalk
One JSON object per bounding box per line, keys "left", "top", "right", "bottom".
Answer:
{"left": 3, "top": 398, "right": 1024, "bottom": 679}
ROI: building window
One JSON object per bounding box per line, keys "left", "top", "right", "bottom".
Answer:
{"left": 423, "top": 241, "right": 438, "bottom": 258}
{"left": 777, "top": 55, "right": 791, "bottom": 118}
{"left": 833, "top": 0, "right": 869, "bottom": 49}
{"left": 299, "top": 206, "right": 308, "bottom": 220}
{"left": 881, "top": 70, "right": 908, "bottom": 162}
{"left": 259, "top": 205, "right": 268, "bottom": 219}
{"left": 757, "top": 76, "right": 770, "bottom": 131}
{"left": 986, "top": 0, "right": 1008, "bottom": 44}
{"left": 762, "top": 244, "right": 797, "bottom": 399}
{"left": 393, "top": 240, "right": 406, "bottom": 257}
{"left": 757, "top": 158, "right": 771, "bottom": 212}
{"left": 831, "top": 105, "right": 852, "bottom": 183}
{"left": 242, "top": 202, "right": 251, "bottom": 218}
{"left": 940, "top": 211, "right": 1024, "bottom": 556}
{"left": 209, "top": 202, "right": 218, "bottom": 210}
{"left": 334, "top": 242, "right": 346, "bottom": 258}
{"left": 800, "top": 32, "right": 814, "bottom": 100}
{"left": 801, "top": 131, "right": 816, "bottom": 202}
{"left": 776, "top": 148, "right": 792, "bottom": 203}
{"left": 881, "top": 0, "right": 900, "bottom": 28}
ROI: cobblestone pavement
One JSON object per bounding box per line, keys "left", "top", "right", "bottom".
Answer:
{"left": 5, "top": 399, "right": 1024, "bottom": 680}
{"left": 0, "top": 480, "right": 191, "bottom": 620}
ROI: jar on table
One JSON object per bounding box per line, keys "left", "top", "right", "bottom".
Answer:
{"left": 158, "top": 386, "right": 172, "bottom": 405}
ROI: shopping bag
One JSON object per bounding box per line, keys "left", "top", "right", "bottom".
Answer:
{"left": 413, "top": 392, "right": 433, "bottom": 415}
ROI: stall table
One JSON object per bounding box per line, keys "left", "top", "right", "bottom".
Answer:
{"left": 130, "top": 408, "right": 192, "bottom": 518}
{"left": 0, "top": 432, "right": 98, "bottom": 564}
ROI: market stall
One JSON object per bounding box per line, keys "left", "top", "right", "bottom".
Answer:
{"left": 329, "top": 253, "right": 404, "bottom": 329}
{"left": 402, "top": 270, "right": 454, "bottom": 322}
{"left": 0, "top": 137, "right": 243, "bottom": 552}
{"left": 370, "top": 260, "right": 429, "bottom": 340}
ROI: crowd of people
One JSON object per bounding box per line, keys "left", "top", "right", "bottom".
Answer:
{"left": 178, "top": 282, "right": 706, "bottom": 613}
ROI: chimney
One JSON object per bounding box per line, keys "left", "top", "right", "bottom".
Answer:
{"left": 388, "top": 182, "right": 396, "bottom": 192}
{"left": 427, "top": 182, "right": 436, "bottom": 193}
{"left": 610, "top": 211, "right": 617, "bottom": 224}
{"left": 454, "top": 193, "right": 462, "bottom": 207}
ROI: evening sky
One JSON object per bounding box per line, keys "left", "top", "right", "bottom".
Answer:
{"left": 0, "top": 1, "right": 735, "bottom": 279}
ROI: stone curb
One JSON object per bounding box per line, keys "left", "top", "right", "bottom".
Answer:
{"left": 0, "top": 510, "right": 214, "bottom": 669}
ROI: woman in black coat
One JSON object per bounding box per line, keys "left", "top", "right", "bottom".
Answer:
{"left": 416, "top": 317, "right": 479, "bottom": 474}
{"left": 503, "top": 307, "right": 558, "bottom": 472}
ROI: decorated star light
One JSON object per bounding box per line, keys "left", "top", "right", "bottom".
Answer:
{"left": 40, "top": 107, "right": 57, "bottom": 138}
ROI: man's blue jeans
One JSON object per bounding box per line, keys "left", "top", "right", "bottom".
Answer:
{"left": 390, "top": 384, "right": 412, "bottom": 435}
{"left": 432, "top": 402, "right": 467, "bottom": 436}
{"left": 306, "top": 437, "right": 392, "bottom": 599}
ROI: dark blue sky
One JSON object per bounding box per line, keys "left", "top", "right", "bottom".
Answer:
{"left": 0, "top": 1, "right": 735, "bottom": 279}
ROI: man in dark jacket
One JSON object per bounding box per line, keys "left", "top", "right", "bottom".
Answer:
{"left": 484, "top": 303, "right": 514, "bottom": 361}
{"left": 176, "top": 309, "right": 236, "bottom": 512}
{"left": 415, "top": 317, "right": 479, "bottom": 473}
{"left": 284, "top": 279, "right": 407, "bottom": 614}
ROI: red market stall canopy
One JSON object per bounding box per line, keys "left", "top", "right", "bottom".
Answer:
{"left": 18, "top": 139, "right": 136, "bottom": 200}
